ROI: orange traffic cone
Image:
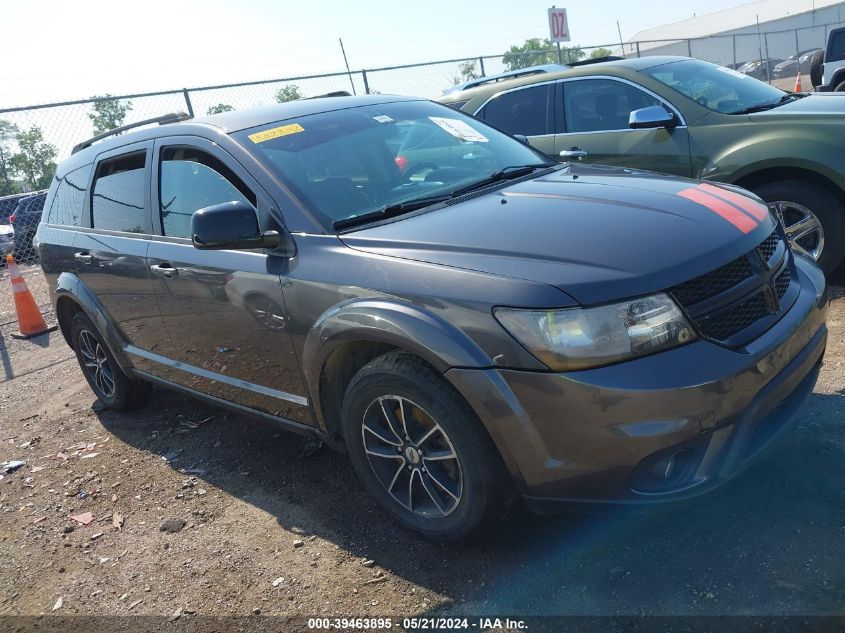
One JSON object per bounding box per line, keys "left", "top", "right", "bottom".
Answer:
{"left": 794, "top": 71, "right": 803, "bottom": 93}
{"left": 6, "top": 254, "right": 56, "bottom": 339}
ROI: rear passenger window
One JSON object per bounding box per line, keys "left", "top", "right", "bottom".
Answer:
{"left": 159, "top": 147, "right": 255, "bottom": 239}
{"left": 92, "top": 151, "right": 149, "bottom": 233}
{"left": 478, "top": 85, "right": 552, "bottom": 136}
{"left": 47, "top": 163, "right": 92, "bottom": 226}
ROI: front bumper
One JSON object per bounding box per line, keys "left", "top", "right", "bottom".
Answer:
{"left": 446, "top": 256, "right": 828, "bottom": 509}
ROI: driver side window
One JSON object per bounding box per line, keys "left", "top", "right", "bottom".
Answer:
{"left": 563, "top": 79, "right": 661, "bottom": 133}
{"left": 159, "top": 147, "right": 255, "bottom": 239}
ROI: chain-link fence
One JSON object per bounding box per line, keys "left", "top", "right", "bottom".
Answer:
{"left": 0, "top": 18, "right": 842, "bottom": 325}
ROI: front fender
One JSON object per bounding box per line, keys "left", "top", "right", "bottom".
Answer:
{"left": 302, "top": 298, "right": 496, "bottom": 426}
{"left": 54, "top": 272, "right": 134, "bottom": 373}
{"left": 695, "top": 125, "right": 845, "bottom": 192}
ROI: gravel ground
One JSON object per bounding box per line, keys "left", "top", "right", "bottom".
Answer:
{"left": 0, "top": 273, "right": 843, "bottom": 624}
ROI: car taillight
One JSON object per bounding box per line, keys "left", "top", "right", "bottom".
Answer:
{"left": 9, "top": 213, "right": 15, "bottom": 222}
{"left": 394, "top": 155, "right": 407, "bottom": 172}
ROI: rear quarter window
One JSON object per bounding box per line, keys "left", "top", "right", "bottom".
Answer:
{"left": 829, "top": 30, "right": 845, "bottom": 62}
{"left": 47, "top": 163, "right": 93, "bottom": 227}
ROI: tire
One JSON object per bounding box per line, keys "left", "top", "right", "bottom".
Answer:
{"left": 70, "top": 312, "right": 151, "bottom": 410}
{"left": 809, "top": 50, "right": 824, "bottom": 88}
{"left": 751, "top": 180, "right": 845, "bottom": 274}
{"left": 341, "top": 352, "right": 514, "bottom": 541}
{"left": 836, "top": 80, "right": 845, "bottom": 92}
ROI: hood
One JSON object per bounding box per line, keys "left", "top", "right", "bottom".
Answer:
{"left": 749, "top": 93, "right": 845, "bottom": 121}
{"left": 341, "top": 164, "right": 775, "bottom": 305}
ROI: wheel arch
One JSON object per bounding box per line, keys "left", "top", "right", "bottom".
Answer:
{"left": 732, "top": 165, "right": 845, "bottom": 199}
{"left": 302, "top": 299, "right": 495, "bottom": 447}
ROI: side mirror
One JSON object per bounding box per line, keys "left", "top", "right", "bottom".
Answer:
{"left": 191, "top": 201, "right": 281, "bottom": 251}
{"left": 513, "top": 134, "right": 530, "bottom": 145}
{"left": 629, "top": 105, "right": 677, "bottom": 130}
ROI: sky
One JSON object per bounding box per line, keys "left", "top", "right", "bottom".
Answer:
{"left": 0, "top": 0, "right": 753, "bottom": 108}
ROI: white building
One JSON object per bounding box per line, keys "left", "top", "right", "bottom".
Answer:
{"left": 621, "top": 0, "right": 845, "bottom": 68}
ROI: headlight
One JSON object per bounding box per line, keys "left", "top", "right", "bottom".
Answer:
{"left": 494, "top": 293, "right": 696, "bottom": 371}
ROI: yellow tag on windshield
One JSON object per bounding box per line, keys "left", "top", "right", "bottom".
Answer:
{"left": 248, "top": 123, "right": 305, "bottom": 143}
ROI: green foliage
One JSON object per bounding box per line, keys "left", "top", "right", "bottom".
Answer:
{"left": 452, "top": 60, "right": 480, "bottom": 86}
{"left": 10, "top": 127, "right": 57, "bottom": 191}
{"left": 0, "top": 119, "right": 20, "bottom": 196}
{"left": 589, "top": 47, "right": 614, "bottom": 59}
{"left": 275, "top": 85, "right": 302, "bottom": 103}
{"left": 207, "top": 103, "right": 235, "bottom": 115}
{"left": 502, "top": 38, "right": 585, "bottom": 70}
{"left": 88, "top": 94, "right": 133, "bottom": 135}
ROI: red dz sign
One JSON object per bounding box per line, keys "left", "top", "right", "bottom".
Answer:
{"left": 548, "top": 8, "right": 570, "bottom": 43}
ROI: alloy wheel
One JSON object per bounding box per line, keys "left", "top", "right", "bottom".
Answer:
{"left": 771, "top": 200, "right": 825, "bottom": 262}
{"left": 361, "top": 395, "right": 462, "bottom": 518}
{"left": 78, "top": 329, "right": 116, "bottom": 399}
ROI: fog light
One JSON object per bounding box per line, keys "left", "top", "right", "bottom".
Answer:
{"left": 653, "top": 454, "right": 677, "bottom": 480}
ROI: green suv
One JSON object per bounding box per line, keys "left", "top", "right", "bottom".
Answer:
{"left": 438, "top": 56, "right": 845, "bottom": 273}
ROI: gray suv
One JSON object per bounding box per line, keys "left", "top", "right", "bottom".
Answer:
{"left": 36, "top": 96, "right": 828, "bottom": 540}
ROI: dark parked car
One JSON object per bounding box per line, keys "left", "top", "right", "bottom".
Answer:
{"left": 10, "top": 191, "right": 47, "bottom": 259}
{"left": 773, "top": 49, "right": 823, "bottom": 79}
{"left": 737, "top": 58, "right": 782, "bottom": 81}
{"left": 37, "top": 97, "right": 827, "bottom": 540}
{"left": 438, "top": 56, "right": 845, "bottom": 273}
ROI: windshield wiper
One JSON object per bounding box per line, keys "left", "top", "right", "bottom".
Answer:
{"left": 450, "top": 163, "right": 556, "bottom": 197}
{"left": 333, "top": 194, "right": 454, "bottom": 231}
{"left": 729, "top": 92, "right": 806, "bottom": 115}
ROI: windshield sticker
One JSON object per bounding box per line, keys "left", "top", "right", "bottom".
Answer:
{"left": 715, "top": 65, "right": 750, "bottom": 80}
{"left": 372, "top": 115, "right": 394, "bottom": 123}
{"left": 248, "top": 123, "right": 305, "bottom": 144}
{"left": 428, "top": 117, "right": 489, "bottom": 142}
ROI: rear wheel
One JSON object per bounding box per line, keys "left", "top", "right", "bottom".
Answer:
{"left": 342, "top": 352, "right": 513, "bottom": 541}
{"left": 751, "top": 180, "right": 844, "bottom": 274}
{"left": 836, "top": 80, "right": 845, "bottom": 92}
{"left": 70, "top": 312, "right": 151, "bottom": 410}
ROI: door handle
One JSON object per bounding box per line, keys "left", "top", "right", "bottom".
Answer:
{"left": 74, "top": 251, "right": 93, "bottom": 263}
{"left": 150, "top": 262, "right": 178, "bottom": 279}
{"left": 559, "top": 147, "right": 588, "bottom": 160}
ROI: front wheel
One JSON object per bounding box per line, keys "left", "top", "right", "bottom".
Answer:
{"left": 751, "top": 180, "right": 844, "bottom": 274}
{"left": 342, "top": 352, "right": 513, "bottom": 541}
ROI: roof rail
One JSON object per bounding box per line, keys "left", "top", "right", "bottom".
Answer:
{"left": 569, "top": 56, "right": 625, "bottom": 67}
{"left": 71, "top": 111, "right": 192, "bottom": 155}
{"left": 304, "top": 90, "right": 352, "bottom": 99}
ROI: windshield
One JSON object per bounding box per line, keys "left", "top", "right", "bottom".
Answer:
{"left": 235, "top": 100, "right": 547, "bottom": 230}
{"left": 640, "top": 58, "right": 786, "bottom": 114}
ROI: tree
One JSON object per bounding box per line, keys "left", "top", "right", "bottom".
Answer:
{"left": 0, "top": 119, "right": 19, "bottom": 196}
{"left": 451, "top": 60, "right": 480, "bottom": 86}
{"left": 502, "top": 38, "right": 585, "bottom": 70}
{"left": 207, "top": 103, "right": 234, "bottom": 115}
{"left": 275, "top": 85, "right": 302, "bottom": 103}
{"left": 589, "top": 47, "right": 614, "bottom": 59}
{"left": 88, "top": 94, "right": 133, "bottom": 135}
{"left": 10, "top": 127, "right": 57, "bottom": 191}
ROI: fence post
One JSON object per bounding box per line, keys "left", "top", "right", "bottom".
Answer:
{"left": 795, "top": 27, "right": 800, "bottom": 55}
{"left": 731, "top": 35, "right": 736, "bottom": 70}
{"left": 687, "top": 38, "right": 692, "bottom": 57}
{"left": 182, "top": 89, "right": 194, "bottom": 117}
{"left": 635, "top": 42, "right": 641, "bottom": 58}
{"left": 763, "top": 33, "right": 771, "bottom": 83}
{"left": 361, "top": 70, "right": 370, "bottom": 95}
{"left": 478, "top": 57, "right": 485, "bottom": 76}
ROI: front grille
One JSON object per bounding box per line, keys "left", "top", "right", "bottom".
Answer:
{"left": 696, "top": 292, "right": 769, "bottom": 340}
{"left": 774, "top": 268, "right": 791, "bottom": 299}
{"left": 758, "top": 230, "right": 779, "bottom": 261}
{"left": 669, "top": 228, "right": 793, "bottom": 346}
{"left": 670, "top": 256, "right": 753, "bottom": 306}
